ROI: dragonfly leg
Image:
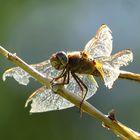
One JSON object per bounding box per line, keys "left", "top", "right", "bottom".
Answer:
{"left": 64, "top": 70, "right": 70, "bottom": 84}
{"left": 51, "top": 68, "right": 70, "bottom": 86}
{"left": 71, "top": 72, "right": 88, "bottom": 114}
{"left": 50, "top": 68, "right": 66, "bottom": 83}
{"left": 61, "top": 70, "right": 70, "bottom": 85}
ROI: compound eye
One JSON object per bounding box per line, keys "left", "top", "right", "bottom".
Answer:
{"left": 56, "top": 51, "right": 68, "bottom": 66}
{"left": 50, "top": 51, "right": 68, "bottom": 70}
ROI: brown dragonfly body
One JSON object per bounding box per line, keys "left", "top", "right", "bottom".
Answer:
{"left": 67, "top": 52, "right": 97, "bottom": 74}
{"left": 51, "top": 51, "right": 97, "bottom": 74}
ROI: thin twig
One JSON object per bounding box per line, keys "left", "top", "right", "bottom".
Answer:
{"left": 119, "top": 70, "right": 140, "bottom": 82}
{"left": 0, "top": 47, "right": 51, "bottom": 88}
{"left": 0, "top": 46, "right": 140, "bottom": 140}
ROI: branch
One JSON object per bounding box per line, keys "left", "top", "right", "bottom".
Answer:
{"left": 119, "top": 70, "right": 140, "bottom": 82}
{"left": 0, "top": 46, "right": 140, "bottom": 140}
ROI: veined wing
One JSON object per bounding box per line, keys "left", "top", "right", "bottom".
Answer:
{"left": 96, "top": 49, "right": 133, "bottom": 88}
{"left": 84, "top": 24, "right": 112, "bottom": 58}
{"left": 25, "top": 75, "right": 98, "bottom": 113}
{"left": 2, "top": 60, "right": 61, "bottom": 85}
{"left": 3, "top": 60, "right": 98, "bottom": 112}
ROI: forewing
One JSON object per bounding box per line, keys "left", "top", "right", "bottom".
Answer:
{"left": 97, "top": 49, "right": 133, "bottom": 88}
{"left": 2, "top": 60, "right": 61, "bottom": 85}
{"left": 84, "top": 24, "right": 112, "bottom": 58}
{"left": 25, "top": 74, "right": 98, "bottom": 113}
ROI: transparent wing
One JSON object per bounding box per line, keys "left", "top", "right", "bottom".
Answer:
{"left": 2, "top": 60, "right": 61, "bottom": 85}
{"left": 84, "top": 24, "right": 112, "bottom": 58}
{"left": 96, "top": 49, "right": 133, "bottom": 88}
{"left": 3, "top": 59, "right": 98, "bottom": 112}
{"left": 110, "top": 49, "right": 133, "bottom": 68}
{"left": 25, "top": 75, "right": 98, "bottom": 113}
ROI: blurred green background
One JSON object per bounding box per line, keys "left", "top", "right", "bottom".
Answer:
{"left": 0, "top": 0, "right": 140, "bottom": 139}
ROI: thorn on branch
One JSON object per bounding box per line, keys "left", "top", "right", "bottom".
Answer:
{"left": 102, "top": 109, "right": 117, "bottom": 130}
{"left": 108, "top": 109, "right": 117, "bottom": 121}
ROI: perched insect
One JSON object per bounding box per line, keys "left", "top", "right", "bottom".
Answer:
{"left": 3, "top": 24, "right": 133, "bottom": 113}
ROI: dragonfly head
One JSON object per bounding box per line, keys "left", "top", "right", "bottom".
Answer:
{"left": 50, "top": 51, "right": 68, "bottom": 70}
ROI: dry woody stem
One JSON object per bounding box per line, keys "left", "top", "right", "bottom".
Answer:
{"left": 0, "top": 46, "right": 140, "bottom": 140}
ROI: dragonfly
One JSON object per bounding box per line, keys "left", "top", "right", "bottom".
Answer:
{"left": 2, "top": 24, "right": 133, "bottom": 113}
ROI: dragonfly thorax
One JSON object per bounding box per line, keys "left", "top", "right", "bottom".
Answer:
{"left": 50, "top": 51, "right": 68, "bottom": 70}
